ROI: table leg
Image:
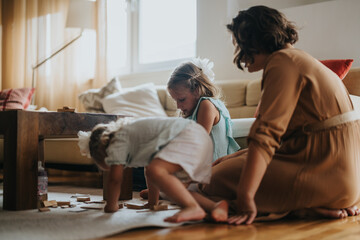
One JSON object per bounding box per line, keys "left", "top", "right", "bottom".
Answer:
{"left": 3, "top": 111, "right": 39, "bottom": 210}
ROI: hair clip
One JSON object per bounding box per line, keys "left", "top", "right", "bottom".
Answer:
{"left": 191, "top": 57, "right": 215, "bottom": 82}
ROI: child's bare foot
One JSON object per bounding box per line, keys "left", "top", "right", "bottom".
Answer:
{"left": 345, "top": 206, "right": 360, "bottom": 216}
{"left": 164, "top": 206, "right": 206, "bottom": 223}
{"left": 140, "top": 189, "right": 149, "bottom": 199}
{"left": 211, "top": 200, "right": 229, "bottom": 222}
{"left": 104, "top": 204, "right": 119, "bottom": 213}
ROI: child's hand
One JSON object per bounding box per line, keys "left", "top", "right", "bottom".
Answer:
{"left": 104, "top": 203, "right": 119, "bottom": 213}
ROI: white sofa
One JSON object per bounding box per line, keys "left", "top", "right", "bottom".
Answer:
{"left": 37, "top": 78, "right": 262, "bottom": 167}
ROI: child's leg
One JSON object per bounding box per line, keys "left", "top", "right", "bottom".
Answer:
{"left": 146, "top": 158, "right": 206, "bottom": 223}
{"left": 191, "top": 191, "right": 229, "bottom": 222}
{"left": 104, "top": 165, "right": 124, "bottom": 213}
{"left": 144, "top": 167, "right": 159, "bottom": 208}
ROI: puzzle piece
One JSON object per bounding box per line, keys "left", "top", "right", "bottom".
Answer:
{"left": 77, "top": 196, "right": 91, "bottom": 202}
{"left": 57, "top": 201, "right": 71, "bottom": 206}
{"left": 125, "top": 203, "right": 147, "bottom": 209}
{"left": 42, "top": 200, "right": 57, "bottom": 208}
{"left": 38, "top": 207, "right": 50, "bottom": 212}
{"left": 151, "top": 204, "right": 168, "bottom": 211}
{"left": 57, "top": 106, "right": 75, "bottom": 112}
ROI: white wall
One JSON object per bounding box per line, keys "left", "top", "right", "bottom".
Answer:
{"left": 197, "top": 0, "right": 360, "bottom": 80}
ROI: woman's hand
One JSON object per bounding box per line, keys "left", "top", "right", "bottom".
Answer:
{"left": 227, "top": 142, "right": 266, "bottom": 225}
{"left": 228, "top": 196, "right": 257, "bottom": 225}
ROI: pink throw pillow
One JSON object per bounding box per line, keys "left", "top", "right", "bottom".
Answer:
{"left": 0, "top": 88, "right": 35, "bottom": 111}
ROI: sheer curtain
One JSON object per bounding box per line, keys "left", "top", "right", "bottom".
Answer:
{"left": 1, "top": 0, "right": 110, "bottom": 111}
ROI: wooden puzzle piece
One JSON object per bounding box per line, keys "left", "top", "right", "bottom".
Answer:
{"left": 38, "top": 207, "right": 50, "bottom": 212}
{"left": 57, "top": 201, "right": 71, "bottom": 206}
{"left": 77, "top": 196, "right": 91, "bottom": 202}
{"left": 125, "top": 203, "right": 147, "bottom": 209}
{"left": 42, "top": 200, "right": 57, "bottom": 208}
{"left": 151, "top": 204, "right": 168, "bottom": 211}
{"left": 57, "top": 106, "right": 75, "bottom": 112}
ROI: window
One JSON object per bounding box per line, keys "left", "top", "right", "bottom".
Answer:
{"left": 107, "top": 0, "right": 197, "bottom": 75}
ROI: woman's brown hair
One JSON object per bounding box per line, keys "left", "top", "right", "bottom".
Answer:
{"left": 227, "top": 5, "right": 298, "bottom": 70}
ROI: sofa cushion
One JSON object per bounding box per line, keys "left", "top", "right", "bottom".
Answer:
{"left": 228, "top": 106, "right": 257, "bottom": 119}
{"left": 156, "top": 86, "right": 179, "bottom": 117}
{"left": 246, "top": 79, "right": 262, "bottom": 106}
{"left": 78, "top": 77, "right": 122, "bottom": 112}
{"left": 343, "top": 68, "right": 360, "bottom": 96}
{"left": 216, "top": 80, "right": 248, "bottom": 108}
{"left": 102, "top": 83, "right": 168, "bottom": 117}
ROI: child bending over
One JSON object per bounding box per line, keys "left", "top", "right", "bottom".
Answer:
{"left": 78, "top": 117, "right": 226, "bottom": 223}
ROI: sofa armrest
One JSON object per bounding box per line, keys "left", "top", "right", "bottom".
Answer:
{"left": 232, "top": 118, "right": 255, "bottom": 138}
{"left": 232, "top": 118, "right": 255, "bottom": 149}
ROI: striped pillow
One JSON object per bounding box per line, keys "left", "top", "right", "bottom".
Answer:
{"left": 0, "top": 88, "right": 35, "bottom": 111}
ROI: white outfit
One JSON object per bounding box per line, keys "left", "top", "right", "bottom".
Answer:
{"left": 105, "top": 117, "right": 213, "bottom": 184}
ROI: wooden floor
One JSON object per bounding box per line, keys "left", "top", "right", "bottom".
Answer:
{"left": 6, "top": 169, "right": 360, "bottom": 240}
{"left": 104, "top": 216, "right": 360, "bottom": 240}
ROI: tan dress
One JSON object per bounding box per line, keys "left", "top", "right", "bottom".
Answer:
{"left": 201, "top": 48, "right": 360, "bottom": 213}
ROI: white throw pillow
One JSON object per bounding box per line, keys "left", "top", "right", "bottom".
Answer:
{"left": 78, "top": 77, "right": 122, "bottom": 112}
{"left": 101, "top": 83, "right": 168, "bottom": 117}
{"left": 350, "top": 94, "right": 360, "bottom": 112}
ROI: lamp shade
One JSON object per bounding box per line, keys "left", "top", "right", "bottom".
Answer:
{"left": 66, "top": 0, "right": 96, "bottom": 29}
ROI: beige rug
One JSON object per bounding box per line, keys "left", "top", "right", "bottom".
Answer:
{"left": 0, "top": 185, "right": 185, "bottom": 240}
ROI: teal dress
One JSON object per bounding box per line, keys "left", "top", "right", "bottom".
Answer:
{"left": 188, "top": 97, "right": 240, "bottom": 162}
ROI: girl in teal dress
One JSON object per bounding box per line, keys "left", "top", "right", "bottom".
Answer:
{"left": 167, "top": 57, "right": 240, "bottom": 161}
{"left": 139, "top": 58, "right": 240, "bottom": 200}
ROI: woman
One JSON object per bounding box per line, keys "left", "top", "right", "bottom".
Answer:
{"left": 194, "top": 5, "right": 360, "bottom": 225}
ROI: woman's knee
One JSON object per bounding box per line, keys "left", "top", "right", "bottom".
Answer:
{"left": 201, "top": 157, "right": 244, "bottom": 199}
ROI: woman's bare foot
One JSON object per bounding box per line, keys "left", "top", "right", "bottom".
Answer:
{"left": 291, "top": 207, "right": 350, "bottom": 219}
{"left": 345, "top": 206, "right": 360, "bottom": 216}
{"left": 211, "top": 200, "right": 229, "bottom": 222}
{"left": 311, "top": 208, "right": 348, "bottom": 219}
{"left": 164, "top": 206, "right": 206, "bottom": 223}
{"left": 140, "top": 189, "right": 149, "bottom": 199}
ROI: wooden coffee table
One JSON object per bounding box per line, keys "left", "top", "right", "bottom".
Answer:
{"left": 0, "top": 110, "right": 132, "bottom": 210}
